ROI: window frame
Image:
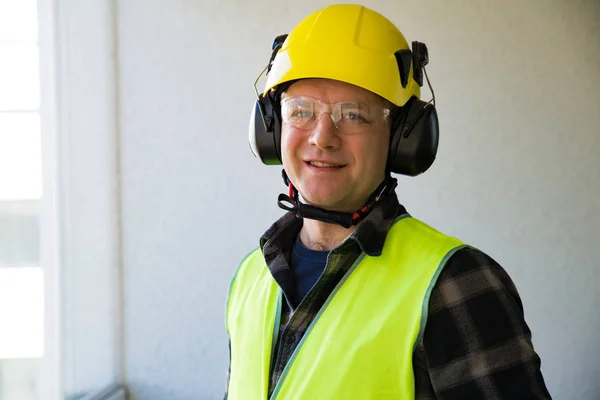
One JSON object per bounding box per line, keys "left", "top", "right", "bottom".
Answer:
{"left": 37, "top": 0, "right": 124, "bottom": 398}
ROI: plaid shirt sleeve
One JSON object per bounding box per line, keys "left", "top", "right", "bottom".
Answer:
{"left": 413, "top": 247, "right": 552, "bottom": 400}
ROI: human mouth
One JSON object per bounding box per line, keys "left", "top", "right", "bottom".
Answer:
{"left": 306, "top": 160, "right": 345, "bottom": 168}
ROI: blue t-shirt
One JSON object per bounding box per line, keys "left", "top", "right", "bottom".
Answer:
{"left": 290, "top": 235, "right": 329, "bottom": 307}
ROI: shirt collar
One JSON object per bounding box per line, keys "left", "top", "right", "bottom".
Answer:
{"left": 260, "top": 190, "right": 407, "bottom": 257}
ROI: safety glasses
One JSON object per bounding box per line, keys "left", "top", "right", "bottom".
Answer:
{"left": 280, "top": 96, "right": 391, "bottom": 134}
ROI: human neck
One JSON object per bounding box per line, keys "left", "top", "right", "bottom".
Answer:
{"left": 298, "top": 218, "right": 358, "bottom": 251}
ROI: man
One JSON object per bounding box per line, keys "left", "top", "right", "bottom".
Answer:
{"left": 225, "top": 4, "right": 551, "bottom": 399}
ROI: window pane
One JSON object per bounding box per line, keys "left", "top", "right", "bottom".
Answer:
{"left": 0, "top": 359, "right": 42, "bottom": 399}
{"left": 0, "top": 43, "right": 40, "bottom": 110}
{"left": 0, "top": 2, "right": 43, "bottom": 399}
{"left": 0, "top": 113, "right": 42, "bottom": 201}
{"left": 0, "top": 200, "right": 39, "bottom": 267}
{"left": 0, "top": 268, "right": 43, "bottom": 357}
{"left": 0, "top": 0, "right": 38, "bottom": 42}
{"left": 0, "top": 267, "right": 43, "bottom": 399}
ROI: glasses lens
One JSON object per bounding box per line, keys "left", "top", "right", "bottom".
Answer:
{"left": 281, "top": 97, "right": 315, "bottom": 129}
{"left": 333, "top": 102, "right": 390, "bottom": 134}
{"left": 281, "top": 96, "right": 389, "bottom": 133}
{"left": 337, "top": 102, "right": 371, "bottom": 123}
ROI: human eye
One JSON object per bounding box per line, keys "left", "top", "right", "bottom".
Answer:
{"left": 340, "top": 104, "right": 370, "bottom": 123}
{"left": 291, "top": 107, "right": 313, "bottom": 119}
{"left": 342, "top": 112, "right": 367, "bottom": 122}
{"left": 283, "top": 99, "right": 314, "bottom": 121}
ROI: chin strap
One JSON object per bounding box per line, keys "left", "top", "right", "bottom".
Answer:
{"left": 277, "top": 169, "right": 398, "bottom": 229}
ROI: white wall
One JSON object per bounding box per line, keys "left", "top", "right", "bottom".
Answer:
{"left": 112, "top": 0, "right": 600, "bottom": 399}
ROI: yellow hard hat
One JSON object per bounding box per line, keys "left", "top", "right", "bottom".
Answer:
{"left": 263, "top": 4, "right": 421, "bottom": 107}
{"left": 251, "top": 4, "right": 438, "bottom": 177}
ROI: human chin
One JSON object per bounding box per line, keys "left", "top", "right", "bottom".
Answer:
{"left": 298, "top": 181, "right": 350, "bottom": 210}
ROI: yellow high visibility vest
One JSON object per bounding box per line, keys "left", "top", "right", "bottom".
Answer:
{"left": 226, "top": 215, "right": 465, "bottom": 399}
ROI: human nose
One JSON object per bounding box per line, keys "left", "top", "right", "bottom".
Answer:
{"left": 308, "top": 112, "right": 340, "bottom": 150}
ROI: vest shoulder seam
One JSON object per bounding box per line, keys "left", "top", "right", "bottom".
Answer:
{"left": 414, "top": 244, "right": 472, "bottom": 352}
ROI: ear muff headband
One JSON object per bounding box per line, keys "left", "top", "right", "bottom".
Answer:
{"left": 249, "top": 37, "right": 439, "bottom": 177}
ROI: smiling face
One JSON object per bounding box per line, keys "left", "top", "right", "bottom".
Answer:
{"left": 280, "top": 78, "right": 391, "bottom": 213}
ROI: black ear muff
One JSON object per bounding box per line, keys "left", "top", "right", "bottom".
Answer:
{"left": 249, "top": 93, "right": 282, "bottom": 165}
{"left": 388, "top": 98, "right": 439, "bottom": 176}
{"left": 248, "top": 34, "right": 288, "bottom": 165}
{"left": 388, "top": 41, "right": 437, "bottom": 176}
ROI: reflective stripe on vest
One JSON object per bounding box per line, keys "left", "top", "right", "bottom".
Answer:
{"left": 226, "top": 215, "right": 466, "bottom": 400}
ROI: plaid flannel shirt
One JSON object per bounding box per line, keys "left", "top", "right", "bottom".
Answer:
{"left": 225, "top": 191, "right": 552, "bottom": 399}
